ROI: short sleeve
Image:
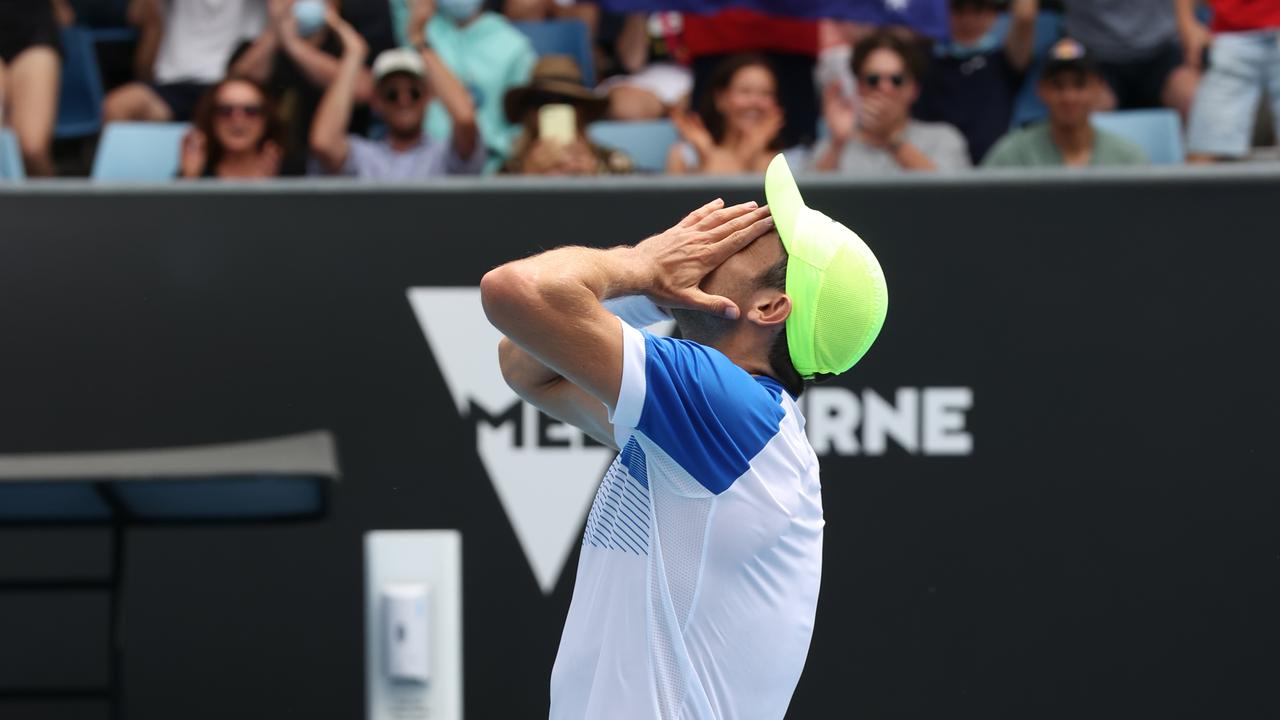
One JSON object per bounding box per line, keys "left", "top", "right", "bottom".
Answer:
{"left": 608, "top": 328, "right": 787, "bottom": 495}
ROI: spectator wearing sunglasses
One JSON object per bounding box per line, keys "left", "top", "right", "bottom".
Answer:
{"left": 914, "top": 0, "right": 1040, "bottom": 164}
{"left": 390, "top": 0, "right": 537, "bottom": 170}
{"left": 813, "top": 30, "right": 971, "bottom": 174}
{"left": 310, "top": 8, "right": 482, "bottom": 179}
{"left": 983, "top": 39, "right": 1146, "bottom": 168}
{"left": 179, "top": 76, "right": 286, "bottom": 179}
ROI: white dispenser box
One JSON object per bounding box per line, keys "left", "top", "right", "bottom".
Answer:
{"left": 365, "top": 531, "right": 462, "bottom": 720}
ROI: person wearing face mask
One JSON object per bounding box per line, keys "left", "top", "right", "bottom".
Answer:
{"left": 309, "top": 7, "right": 482, "bottom": 178}
{"left": 228, "top": 0, "right": 376, "bottom": 175}
{"left": 390, "top": 0, "right": 537, "bottom": 170}
{"left": 913, "top": 0, "right": 1038, "bottom": 164}
{"left": 814, "top": 29, "right": 971, "bottom": 174}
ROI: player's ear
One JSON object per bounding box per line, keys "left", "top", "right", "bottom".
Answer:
{"left": 748, "top": 291, "right": 790, "bottom": 329}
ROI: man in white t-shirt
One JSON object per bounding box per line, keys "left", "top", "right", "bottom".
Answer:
{"left": 482, "top": 155, "right": 889, "bottom": 719}
{"left": 104, "top": 0, "right": 265, "bottom": 123}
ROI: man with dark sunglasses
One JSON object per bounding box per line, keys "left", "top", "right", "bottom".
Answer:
{"left": 814, "top": 29, "right": 970, "bottom": 174}
{"left": 310, "top": 7, "right": 482, "bottom": 178}
{"left": 983, "top": 38, "right": 1147, "bottom": 168}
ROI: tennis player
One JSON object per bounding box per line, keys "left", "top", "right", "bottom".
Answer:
{"left": 481, "top": 155, "right": 887, "bottom": 719}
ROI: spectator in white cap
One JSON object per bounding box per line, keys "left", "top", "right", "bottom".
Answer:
{"left": 309, "top": 7, "right": 482, "bottom": 178}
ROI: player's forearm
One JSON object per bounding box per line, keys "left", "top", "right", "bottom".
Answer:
{"left": 481, "top": 246, "right": 649, "bottom": 343}
{"left": 498, "top": 336, "right": 561, "bottom": 397}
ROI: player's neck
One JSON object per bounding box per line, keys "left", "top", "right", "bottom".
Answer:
{"left": 710, "top": 328, "right": 776, "bottom": 382}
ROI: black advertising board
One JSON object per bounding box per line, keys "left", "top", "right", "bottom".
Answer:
{"left": 0, "top": 172, "right": 1276, "bottom": 719}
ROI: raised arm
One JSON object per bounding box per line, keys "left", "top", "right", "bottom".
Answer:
{"left": 616, "top": 13, "right": 651, "bottom": 74}
{"left": 481, "top": 200, "right": 773, "bottom": 410}
{"left": 407, "top": 0, "right": 478, "bottom": 159}
{"left": 281, "top": 13, "right": 375, "bottom": 102}
{"left": 1004, "top": 0, "right": 1039, "bottom": 72}
{"left": 127, "top": 0, "right": 164, "bottom": 82}
{"left": 228, "top": 0, "right": 289, "bottom": 83}
{"left": 1175, "top": 0, "right": 1212, "bottom": 70}
{"left": 309, "top": 9, "right": 368, "bottom": 173}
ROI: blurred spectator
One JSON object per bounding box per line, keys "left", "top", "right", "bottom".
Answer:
{"left": 229, "top": 0, "right": 375, "bottom": 175}
{"left": 0, "top": 0, "right": 71, "bottom": 176}
{"left": 683, "top": 9, "right": 821, "bottom": 148}
{"left": 983, "top": 38, "right": 1147, "bottom": 167}
{"left": 598, "top": 13, "right": 692, "bottom": 121}
{"left": 504, "top": 0, "right": 600, "bottom": 41}
{"left": 310, "top": 13, "right": 482, "bottom": 178}
{"left": 178, "top": 76, "right": 285, "bottom": 178}
{"left": 390, "top": 0, "right": 536, "bottom": 168}
{"left": 915, "top": 0, "right": 1039, "bottom": 164}
{"left": 666, "top": 53, "right": 784, "bottom": 174}
{"left": 502, "top": 55, "right": 632, "bottom": 174}
{"left": 104, "top": 0, "right": 266, "bottom": 123}
{"left": 1179, "top": 0, "right": 1280, "bottom": 162}
{"left": 1065, "top": 0, "right": 1199, "bottom": 118}
{"left": 814, "top": 30, "right": 971, "bottom": 174}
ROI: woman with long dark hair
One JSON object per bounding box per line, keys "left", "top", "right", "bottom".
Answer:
{"left": 666, "top": 53, "right": 784, "bottom": 174}
{"left": 179, "top": 76, "right": 287, "bottom": 179}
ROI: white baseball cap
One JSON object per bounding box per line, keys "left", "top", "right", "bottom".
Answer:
{"left": 372, "top": 48, "right": 426, "bottom": 83}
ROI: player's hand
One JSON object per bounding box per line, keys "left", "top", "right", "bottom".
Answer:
{"left": 629, "top": 199, "right": 774, "bottom": 319}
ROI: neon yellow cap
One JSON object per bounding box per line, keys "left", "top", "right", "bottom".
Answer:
{"left": 765, "top": 154, "right": 888, "bottom": 378}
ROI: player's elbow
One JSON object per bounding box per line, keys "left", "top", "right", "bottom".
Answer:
{"left": 480, "top": 263, "right": 536, "bottom": 333}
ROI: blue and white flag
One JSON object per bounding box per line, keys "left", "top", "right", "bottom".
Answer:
{"left": 599, "top": 0, "right": 950, "bottom": 40}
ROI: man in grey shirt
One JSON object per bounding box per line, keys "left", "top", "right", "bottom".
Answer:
{"left": 309, "top": 7, "right": 483, "bottom": 179}
{"left": 1064, "top": 0, "right": 1199, "bottom": 117}
{"left": 813, "top": 30, "right": 971, "bottom": 174}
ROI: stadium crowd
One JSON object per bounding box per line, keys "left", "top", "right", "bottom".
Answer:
{"left": 1, "top": 0, "right": 1279, "bottom": 179}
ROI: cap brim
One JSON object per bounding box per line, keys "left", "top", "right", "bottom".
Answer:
{"left": 765, "top": 154, "right": 805, "bottom": 253}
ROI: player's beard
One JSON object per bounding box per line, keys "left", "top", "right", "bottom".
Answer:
{"left": 670, "top": 308, "right": 733, "bottom": 345}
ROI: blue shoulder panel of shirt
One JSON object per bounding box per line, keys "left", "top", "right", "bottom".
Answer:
{"left": 635, "top": 332, "right": 787, "bottom": 495}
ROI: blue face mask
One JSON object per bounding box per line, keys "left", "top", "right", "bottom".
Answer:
{"left": 439, "top": 0, "right": 484, "bottom": 23}
{"left": 293, "top": 0, "right": 326, "bottom": 37}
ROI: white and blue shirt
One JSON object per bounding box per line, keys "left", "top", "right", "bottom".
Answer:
{"left": 550, "top": 321, "right": 824, "bottom": 720}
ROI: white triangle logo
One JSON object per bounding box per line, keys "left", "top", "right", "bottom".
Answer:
{"left": 407, "top": 287, "right": 614, "bottom": 594}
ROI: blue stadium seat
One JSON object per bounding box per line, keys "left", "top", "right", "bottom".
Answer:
{"left": 514, "top": 20, "right": 595, "bottom": 87}
{"left": 1091, "top": 109, "right": 1185, "bottom": 164}
{"left": 55, "top": 26, "right": 106, "bottom": 139}
{"left": 588, "top": 120, "right": 678, "bottom": 173}
{"left": 92, "top": 122, "right": 189, "bottom": 180}
{"left": 0, "top": 128, "right": 25, "bottom": 181}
